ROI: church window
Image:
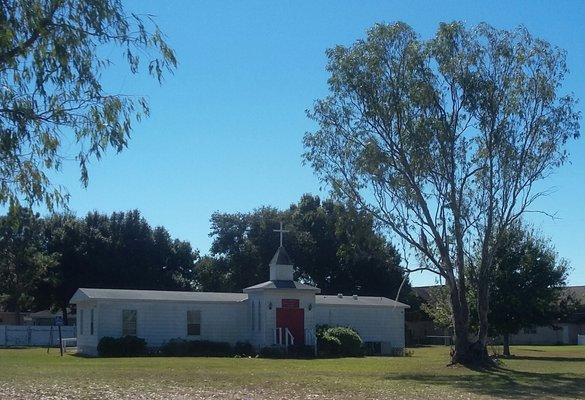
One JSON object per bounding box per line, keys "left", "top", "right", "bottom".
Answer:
{"left": 187, "top": 310, "right": 201, "bottom": 336}
{"left": 122, "top": 309, "right": 137, "bottom": 336}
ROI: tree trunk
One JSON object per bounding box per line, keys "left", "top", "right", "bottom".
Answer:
{"left": 449, "top": 282, "right": 471, "bottom": 364}
{"left": 448, "top": 280, "right": 490, "bottom": 366}
{"left": 62, "top": 306, "right": 68, "bottom": 326}
{"left": 451, "top": 304, "right": 472, "bottom": 363}
{"left": 15, "top": 303, "right": 21, "bottom": 326}
{"left": 477, "top": 276, "right": 490, "bottom": 363}
{"left": 503, "top": 333, "right": 510, "bottom": 357}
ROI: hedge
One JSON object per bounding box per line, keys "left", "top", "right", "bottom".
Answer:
{"left": 159, "top": 339, "right": 233, "bottom": 357}
{"left": 97, "top": 336, "right": 147, "bottom": 357}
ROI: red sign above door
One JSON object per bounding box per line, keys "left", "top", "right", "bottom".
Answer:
{"left": 281, "top": 299, "right": 300, "bottom": 309}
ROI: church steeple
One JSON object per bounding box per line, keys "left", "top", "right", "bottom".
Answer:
{"left": 269, "top": 222, "right": 294, "bottom": 281}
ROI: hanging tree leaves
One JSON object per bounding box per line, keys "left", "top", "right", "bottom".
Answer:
{"left": 0, "top": 0, "right": 177, "bottom": 208}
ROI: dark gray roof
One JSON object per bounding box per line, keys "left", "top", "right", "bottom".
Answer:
{"left": 71, "top": 288, "right": 247, "bottom": 303}
{"left": 564, "top": 286, "right": 585, "bottom": 304}
{"left": 244, "top": 280, "right": 320, "bottom": 292}
{"left": 411, "top": 285, "right": 439, "bottom": 302}
{"left": 317, "top": 295, "right": 409, "bottom": 308}
{"left": 270, "top": 246, "right": 292, "bottom": 265}
{"left": 413, "top": 285, "right": 585, "bottom": 305}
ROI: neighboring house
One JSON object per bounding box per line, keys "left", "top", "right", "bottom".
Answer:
{"left": 0, "top": 308, "right": 27, "bottom": 325}
{"left": 408, "top": 285, "right": 585, "bottom": 345}
{"left": 27, "top": 310, "right": 76, "bottom": 326}
{"left": 508, "top": 286, "right": 585, "bottom": 345}
{"left": 71, "top": 244, "right": 409, "bottom": 356}
{"left": 0, "top": 308, "right": 75, "bottom": 326}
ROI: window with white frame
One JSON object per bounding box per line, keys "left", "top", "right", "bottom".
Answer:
{"left": 187, "top": 310, "right": 201, "bottom": 336}
{"left": 79, "top": 310, "right": 84, "bottom": 335}
{"left": 90, "top": 309, "right": 94, "bottom": 335}
{"left": 122, "top": 310, "right": 137, "bottom": 336}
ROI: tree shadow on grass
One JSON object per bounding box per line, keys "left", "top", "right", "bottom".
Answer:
{"left": 385, "top": 367, "right": 585, "bottom": 399}
{"left": 505, "top": 355, "right": 585, "bottom": 362}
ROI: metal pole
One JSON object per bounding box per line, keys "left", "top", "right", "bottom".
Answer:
{"left": 58, "top": 325, "right": 63, "bottom": 356}
{"left": 47, "top": 326, "right": 53, "bottom": 354}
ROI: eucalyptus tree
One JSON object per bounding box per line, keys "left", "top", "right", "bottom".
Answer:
{"left": 0, "top": 0, "right": 176, "bottom": 208}
{"left": 303, "top": 22, "right": 579, "bottom": 364}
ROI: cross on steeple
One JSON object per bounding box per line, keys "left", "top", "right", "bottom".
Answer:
{"left": 274, "top": 221, "right": 289, "bottom": 247}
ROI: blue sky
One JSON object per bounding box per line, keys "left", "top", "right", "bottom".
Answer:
{"left": 53, "top": 1, "right": 585, "bottom": 287}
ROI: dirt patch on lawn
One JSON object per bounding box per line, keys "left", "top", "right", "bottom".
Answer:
{"left": 0, "top": 382, "right": 493, "bottom": 400}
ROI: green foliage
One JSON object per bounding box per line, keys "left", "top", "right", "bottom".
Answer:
{"left": 0, "top": 207, "right": 196, "bottom": 320}
{"left": 159, "top": 339, "right": 233, "bottom": 357}
{"left": 0, "top": 0, "right": 176, "bottom": 208}
{"left": 196, "top": 194, "right": 410, "bottom": 300}
{"left": 420, "top": 286, "right": 453, "bottom": 330}
{"left": 233, "top": 342, "right": 255, "bottom": 357}
{"left": 257, "top": 345, "right": 314, "bottom": 358}
{"left": 485, "top": 224, "right": 572, "bottom": 337}
{"left": 258, "top": 346, "right": 286, "bottom": 358}
{"left": 0, "top": 203, "right": 58, "bottom": 315}
{"left": 97, "top": 336, "right": 147, "bottom": 357}
{"left": 317, "top": 325, "right": 363, "bottom": 357}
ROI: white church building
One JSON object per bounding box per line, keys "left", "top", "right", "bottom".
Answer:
{"left": 71, "top": 228, "right": 409, "bottom": 356}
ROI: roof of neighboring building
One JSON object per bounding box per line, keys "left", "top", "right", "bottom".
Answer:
{"left": 316, "top": 295, "right": 409, "bottom": 308}
{"left": 270, "top": 246, "right": 292, "bottom": 265}
{"left": 28, "top": 310, "right": 75, "bottom": 319}
{"left": 243, "top": 280, "right": 320, "bottom": 292}
{"left": 411, "top": 286, "right": 437, "bottom": 302}
{"left": 565, "top": 286, "right": 585, "bottom": 303}
{"left": 71, "top": 288, "right": 248, "bottom": 303}
{"left": 412, "top": 285, "right": 585, "bottom": 304}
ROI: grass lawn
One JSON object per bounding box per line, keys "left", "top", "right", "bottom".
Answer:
{"left": 0, "top": 346, "right": 584, "bottom": 399}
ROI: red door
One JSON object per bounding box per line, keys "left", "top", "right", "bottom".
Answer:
{"left": 276, "top": 308, "right": 305, "bottom": 345}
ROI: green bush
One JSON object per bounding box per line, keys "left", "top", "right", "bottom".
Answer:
{"left": 319, "top": 332, "right": 342, "bottom": 355}
{"left": 159, "top": 339, "right": 233, "bottom": 357}
{"left": 288, "top": 344, "right": 316, "bottom": 358}
{"left": 259, "top": 346, "right": 286, "bottom": 358}
{"left": 317, "top": 326, "right": 363, "bottom": 357}
{"left": 97, "top": 336, "right": 147, "bottom": 357}
{"left": 234, "top": 342, "right": 255, "bottom": 356}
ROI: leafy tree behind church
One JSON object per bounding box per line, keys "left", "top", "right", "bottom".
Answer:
{"left": 195, "top": 194, "right": 411, "bottom": 300}
{"left": 31, "top": 210, "right": 198, "bottom": 323}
